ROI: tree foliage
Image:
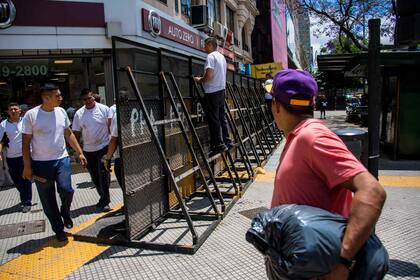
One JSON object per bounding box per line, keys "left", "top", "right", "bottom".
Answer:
{"left": 300, "top": 0, "right": 395, "bottom": 53}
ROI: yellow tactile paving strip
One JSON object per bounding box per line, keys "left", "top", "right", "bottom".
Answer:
{"left": 379, "top": 175, "right": 420, "bottom": 187}
{"left": 255, "top": 171, "right": 420, "bottom": 188}
{"left": 0, "top": 204, "right": 122, "bottom": 280}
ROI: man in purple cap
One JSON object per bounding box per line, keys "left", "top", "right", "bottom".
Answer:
{"left": 270, "top": 69, "right": 386, "bottom": 278}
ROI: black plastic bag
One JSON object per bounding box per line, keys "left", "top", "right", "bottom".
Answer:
{"left": 246, "top": 204, "right": 388, "bottom": 280}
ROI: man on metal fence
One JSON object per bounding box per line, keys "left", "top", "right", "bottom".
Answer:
{"left": 194, "top": 37, "right": 232, "bottom": 156}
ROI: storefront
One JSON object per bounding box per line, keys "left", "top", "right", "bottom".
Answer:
{"left": 0, "top": 53, "right": 111, "bottom": 116}
{"left": 0, "top": 0, "right": 233, "bottom": 117}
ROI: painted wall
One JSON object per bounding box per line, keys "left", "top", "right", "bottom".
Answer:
{"left": 270, "top": 0, "right": 287, "bottom": 69}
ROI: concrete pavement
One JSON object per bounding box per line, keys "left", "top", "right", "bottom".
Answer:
{"left": 0, "top": 110, "right": 419, "bottom": 279}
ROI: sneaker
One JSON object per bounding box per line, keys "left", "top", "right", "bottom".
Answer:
{"left": 226, "top": 142, "right": 236, "bottom": 150}
{"left": 101, "top": 205, "right": 111, "bottom": 212}
{"left": 209, "top": 145, "right": 228, "bottom": 157}
{"left": 55, "top": 231, "right": 68, "bottom": 242}
{"left": 21, "top": 205, "right": 31, "bottom": 213}
{"left": 63, "top": 217, "right": 73, "bottom": 229}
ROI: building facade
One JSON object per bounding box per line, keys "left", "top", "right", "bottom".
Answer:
{"left": 251, "top": 0, "right": 312, "bottom": 73}
{"left": 251, "top": 0, "right": 288, "bottom": 77}
{"left": 0, "top": 0, "right": 258, "bottom": 115}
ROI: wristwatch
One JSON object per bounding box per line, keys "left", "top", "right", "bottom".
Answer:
{"left": 340, "top": 256, "right": 356, "bottom": 271}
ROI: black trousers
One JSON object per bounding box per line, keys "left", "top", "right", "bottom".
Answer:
{"left": 84, "top": 146, "right": 110, "bottom": 206}
{"left": 202, "top": 90, "right": 230, "bottom": 149}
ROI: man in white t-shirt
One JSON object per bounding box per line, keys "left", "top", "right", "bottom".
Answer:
{"left": 194, "top": 37, "right": 232, "bottom": 156}
{"left": 72, "top": 88, "right": 112, "bottom": 212}
{"left": 0, "top": 102, "right": 32, "bottom": 212}
{"left": 22, "top": 84, "right": 87, "bottom": 242}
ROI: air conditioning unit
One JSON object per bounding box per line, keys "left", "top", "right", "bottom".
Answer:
{"left": 191, "top": 0, "right": 205, "bottom": 5}
{"left": 213, "top": 21, "right": 225, "bottom": 38}
{"left": 191, "top": 5, "right": 206, "bottom": 26}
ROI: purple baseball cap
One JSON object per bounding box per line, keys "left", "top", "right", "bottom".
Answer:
{"left": 271, "top": 69, "right": 318, "bottom": 108}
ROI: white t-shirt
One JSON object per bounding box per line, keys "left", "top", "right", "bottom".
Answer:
{"left": 108, "top": 104, "right": 116, "bottom": 119}
{"left": 0, "top": 118, "right": 23, "bottom": 158}
{"left": 22, "top": 106, "right": 70, "bottom": 161}
{"left": 203, "top": 51, "right": 227, "bottom": 94}
{"left": 110, "top": 113, "right": 119, "bottom": 159}
{"left": 72, "top": 102, "right": 110, "bottom": 152}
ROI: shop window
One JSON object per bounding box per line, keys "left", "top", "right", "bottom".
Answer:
{"left": 0, "top": 56, "right": 107, "bottom": 118}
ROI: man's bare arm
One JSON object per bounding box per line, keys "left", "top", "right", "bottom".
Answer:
{"left": 194, "top": 68, "right": 214, "bottom": 84}
{"left": 339, "top": 171, "right": 386, "bottom": 260}
{"left": 322, "top": 171, "right": 386, "bottom": 279}
{"left": 106, "top": 137, "right": 118, "bottom": 160}
{"left": 73, "top": 130, "right": 81, "bottom": 144}
{"left": 22, "top": 133, "right": 33, "bottom": 180}
{"left": 64, "top": 128, "right": 87, "bottom": 167}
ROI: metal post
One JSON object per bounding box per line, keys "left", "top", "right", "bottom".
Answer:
{"left": 367, "top": 19, "right": 381, "bottom": 179}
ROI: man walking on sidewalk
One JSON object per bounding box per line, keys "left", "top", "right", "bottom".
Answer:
{"left": 270, "top": 69, "right": 386, "bottom": 279}
{"left": 22, "top": 84, "right": 87, "bottom": 242}
{"left": 72, "top": 88, "right": 112, "bottom": 212}
{"left": 194, "top": 37, "right": 232, "bottom": 156}
{"left": 0, "top": 102, "right": 32, "bottom": 212}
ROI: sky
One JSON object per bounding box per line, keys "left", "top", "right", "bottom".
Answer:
{"left": 310, "top": 16, "right": 395, "bottom": 67}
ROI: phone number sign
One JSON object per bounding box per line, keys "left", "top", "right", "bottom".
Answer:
{"left": 1, "top": 65, "right": 48, "bottom": 77}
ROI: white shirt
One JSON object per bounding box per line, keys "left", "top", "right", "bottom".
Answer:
{"left": 0, "top": 118, "right": 23, "bottom": 158}
{"left": 72, "top": 102, "right": 110, "bottom": 152}
{"left": 203, "top": 51, "right": 227, "bottom": 94}
{"left": 110, "top": 113, "right": 119, "bottom": 159}
{"left": 108, "top": 104, "right": 116, "bottom": 119}
{"left": 22, "top": 106, "right": 70, "bottom": 161}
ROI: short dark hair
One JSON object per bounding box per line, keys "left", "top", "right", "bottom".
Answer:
{"left": 40, "top": 84, "right": 59, "bottom": 96}
{"left": 80, "top": 88, "right": 92, "bottom": 97}
{"left": 93, "top": 93, "right": 101, "bottom": 102}
{"left": 204, "top": 37, "right": 218, "bottom": 48}
{"left": 8, "top": 102, "right": 19, "bottom": 108}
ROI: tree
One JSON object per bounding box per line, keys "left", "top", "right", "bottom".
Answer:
{"left": 300, "top": 0, "right": 395, "bottom": 53}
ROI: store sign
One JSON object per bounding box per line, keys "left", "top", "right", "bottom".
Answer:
{"left": 0, "top": 0, "right": 16, "bottom": 29}
{"left": 238, "top": 63, "right": 252, "bottom": 75}
{"left": 148, "top": 10, "right": 161, "bottom": 37}
{"left": 1, "top": 64, "right": 48, "bottom": 77}
{"left": 142, "top": 9, "right": 205, "bottom": 51}
{"left": 251, "top": 62, "right": 282, "bottom": 79}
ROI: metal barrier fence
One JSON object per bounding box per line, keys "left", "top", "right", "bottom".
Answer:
{"left": 74, "top": 36, "right": 282, "bottom": 253}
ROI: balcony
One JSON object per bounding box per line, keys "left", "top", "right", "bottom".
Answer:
{"left": 237, "top": 0, "right": 259, "bottom": 16}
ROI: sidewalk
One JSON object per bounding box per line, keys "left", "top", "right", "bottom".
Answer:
{"left": 0, "top": 111, "right": 419, "bottom": 279}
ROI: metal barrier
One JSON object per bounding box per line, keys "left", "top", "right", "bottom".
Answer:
{"left": 74, "top": 36, "right": 282, "bottom": 254}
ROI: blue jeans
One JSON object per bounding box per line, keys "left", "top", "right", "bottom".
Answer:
{"left": 6, "top": 156, "right": 32, "bottom": 206}
{"left": 32, "top": 157, "right": 74, "bottom": 234}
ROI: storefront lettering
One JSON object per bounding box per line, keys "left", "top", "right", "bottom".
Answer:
{"left": 167, "top": 25, "right": 194, "bottom": 45}
{"left": 142, "top": 9, "right": 205, "bottom": 51}
{"left": 1, "top": 65, "right": 48, "bottom": 77}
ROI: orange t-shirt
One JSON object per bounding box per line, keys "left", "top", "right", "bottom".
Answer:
{"left": 271, "top": 119, "right": 367, "bottom": 217}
